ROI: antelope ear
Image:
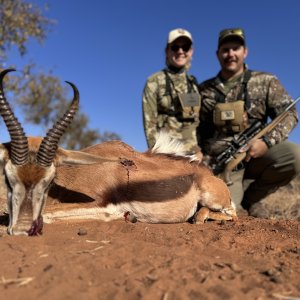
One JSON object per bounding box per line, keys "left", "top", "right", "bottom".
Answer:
{"left": 0, "top": 144, "right": 9, "bottom": 165}
{"left": 54, "top": 148, "right": 120, "bottom": 166}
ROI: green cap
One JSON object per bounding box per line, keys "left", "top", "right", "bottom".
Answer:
{"left": 218, "top": 28, "right": 245, "bottom": 48}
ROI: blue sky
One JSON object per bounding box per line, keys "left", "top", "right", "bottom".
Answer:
{"left": 3, "top": 0, "right": 300, "bottom": 151}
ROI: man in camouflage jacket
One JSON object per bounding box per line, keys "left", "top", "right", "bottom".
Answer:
{"left": 198, "top": 28, "right": 300, "bottom": 215}
{"left": 143, "top": 28, "right": 201, "bottom": 153}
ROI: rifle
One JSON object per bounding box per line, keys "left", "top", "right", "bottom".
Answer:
{"left": 213, "top": 96, "right": 300, "bottom": 185}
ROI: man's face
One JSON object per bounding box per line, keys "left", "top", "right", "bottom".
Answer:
{"left": 217, "top": 41, "right": 248, "bottom": 76}
{"left": 166, "top": 37, "right": 193, "bottom": 68}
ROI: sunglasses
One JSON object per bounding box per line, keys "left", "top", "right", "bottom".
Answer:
{"left": 170, "top": 44, "right": 191, "bottom": 52}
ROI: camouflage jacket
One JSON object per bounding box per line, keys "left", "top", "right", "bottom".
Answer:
{"left": 142, "top": 68, "right": 200, "bottom": 152}
{"left": 198, "top": 69, "right": 298, "bottom": 156}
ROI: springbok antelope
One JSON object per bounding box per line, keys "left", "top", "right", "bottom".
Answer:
{"left": 0, "top": 69, "right": 236, "bottom": 236}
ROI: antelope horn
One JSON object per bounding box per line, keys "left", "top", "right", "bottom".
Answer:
{"left": 0, "top": 68, "right": 29, "bottom": 165}
{"left": 37, "top": 81, "right": 80, "bottom": 167}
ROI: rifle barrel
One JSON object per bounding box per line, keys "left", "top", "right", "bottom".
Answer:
{"left": 285, "top": 96, "right": 300, "bottom": 111}
{"left": 236, "top": 121, "right": 262, "bottom": 143}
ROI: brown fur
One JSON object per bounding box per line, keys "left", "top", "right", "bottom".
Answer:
{"left": 2, "top": 138, "right": 235, "bottom": 233}
{"left": 47, "top": 140, "right": 235, "bottom": 224}
{"left": 51, "top": 141, "right": 212, "bottom": 205}
{"left": 17, "top": 164, "right": 46, "bottom": 188}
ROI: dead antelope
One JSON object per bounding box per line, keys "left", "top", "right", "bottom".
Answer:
{"left": 0, "top": 69, "right": 236, "bottom": 236}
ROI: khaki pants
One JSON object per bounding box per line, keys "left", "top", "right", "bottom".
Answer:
{"left": 228, "top": 141, "right": 300, "bottom": 211}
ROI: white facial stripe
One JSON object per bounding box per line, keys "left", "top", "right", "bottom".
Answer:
{"left": 5, "top": 161, "right": 56, "bottom": 234}
{"left": 5, "top": 162, "right": 22, "bottom": 231}
{"left": 31, "top": 164, "right": 56, "bottom": 221}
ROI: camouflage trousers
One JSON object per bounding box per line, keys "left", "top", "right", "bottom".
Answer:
{"left": 228, "top": 141, "right": 300, "bottom": 212}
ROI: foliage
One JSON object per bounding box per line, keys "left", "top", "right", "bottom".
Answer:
{"left": 0, "top": 0, "right": 120, "bottom": 149}
{"left": 0, "top": 0, "right": 52, "bottom": 61}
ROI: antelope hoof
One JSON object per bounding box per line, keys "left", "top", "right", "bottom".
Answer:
{"left": 193, "top": 207, "right": 237, "bottom": 224}
{"left": 124, "top": 211, "right": 137, "bottom": 223}
{"left": 194, "top": 207, "right": 210, "bottom": 224}
{"left": 208, "top": 211, "right": 237, "bottom": 222}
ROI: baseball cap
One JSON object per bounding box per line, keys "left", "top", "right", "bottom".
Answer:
{"left": 167, "top": 28, "right": 193, "bottom": 44}
{"left": 218, "top": 28, "right": 245, "bottom": 48}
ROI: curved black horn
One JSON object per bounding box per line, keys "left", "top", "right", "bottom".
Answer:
{"left": 36, "top": 81, "right": 80, "bottom": 167}
{"left": 0, "top": 68, "right": 29, "bottom": 165}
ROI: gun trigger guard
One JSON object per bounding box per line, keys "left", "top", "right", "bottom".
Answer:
{"left": 239, "top": 144, "right": 249, "bottom": 152}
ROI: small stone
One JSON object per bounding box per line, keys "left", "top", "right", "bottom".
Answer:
{"left": 146, "top": 273, "right": 158, "bottom": 281}
{"left": 214, "top": 262, "right": 226, "bottom": 268}
{"left": 43, "top": 264, "right": 53, "bottom": 272}
{"left": 270, "top": 275, "right": 282, "bottom": 283}
{"left": 219, "top": 274, "right": 227, "bottom": 280}
{"left": 78, "top": 228, "right": 87, "bottom": 236}
{"left": 228, "top": 263, "right": 242, "bottom": 273}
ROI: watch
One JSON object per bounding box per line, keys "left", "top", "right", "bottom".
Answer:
{"left": 261, "top": 135, "right": 273, "bottom": 148}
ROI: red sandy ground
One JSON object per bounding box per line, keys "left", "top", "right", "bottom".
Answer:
{"left": 0, "top": 216, "right": 300, "bottom": 300}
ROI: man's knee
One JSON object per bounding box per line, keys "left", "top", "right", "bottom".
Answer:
{"left": 247, "top": 141, "right": 300, "bottom": 179}
{"left": 241, "top": 141, "right": 300, "bottom": 211}
{"left": 270, "top": 141, "right": 300, "bottom": 167}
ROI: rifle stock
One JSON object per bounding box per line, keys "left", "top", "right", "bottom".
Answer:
{"left": 219, "top": 96, "right": 300, "bottom": 185}
{"left": 219, "top": 152, "right": 246, "bottom": 185}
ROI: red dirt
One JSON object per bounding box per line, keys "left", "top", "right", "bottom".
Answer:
{"left": 1, "top": 216, "right": 300, "bottom": 300}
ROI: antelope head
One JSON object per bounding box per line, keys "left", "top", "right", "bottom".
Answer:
{"left": 0, "top": 69, "right": 117, "bottom": 236}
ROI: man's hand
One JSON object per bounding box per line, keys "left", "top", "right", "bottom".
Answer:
{"left": 244, "top": 138, "right": 269, "bottom": 162}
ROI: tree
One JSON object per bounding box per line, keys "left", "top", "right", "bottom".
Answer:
{"left": 0, "top": 0, "right": 120, "bottom": 149}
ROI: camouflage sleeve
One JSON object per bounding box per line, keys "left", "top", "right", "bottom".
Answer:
{"left": 197, "top": 82, "right": 217, "bottom": 149}
{"left": 266, "top": 76, "right": 298, "bottom": 145}
{"left": 142, "top": 78, "right": 159, "bottom": 149}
